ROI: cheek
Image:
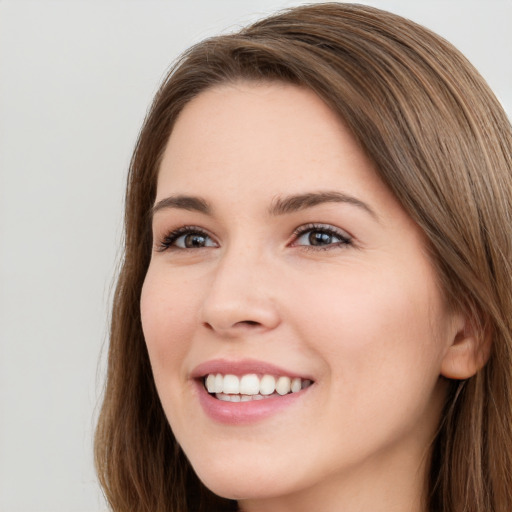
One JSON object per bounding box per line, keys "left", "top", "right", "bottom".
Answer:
{"left": 279, "top": 263, "right": 451, "bottom": 460}
{"left": 140, "top": 268, "right": 199, "bottom": 380}
{"left": 285, "top": 260, "right": 449, "bottom": 391}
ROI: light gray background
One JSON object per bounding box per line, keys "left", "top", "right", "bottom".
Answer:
{"left": 0, "top": 1, "right": 510, "bottom": 511}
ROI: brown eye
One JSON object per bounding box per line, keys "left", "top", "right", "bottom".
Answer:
{"left": 293, "top": 224, "right": 352, "bottom": 250}
{"left": 158, "top": 227, "right": 217, "bottom": 251}
{"left": 182, "top": 233, "right": 208, "bottom": 248}
{"left": 173, "top": 231, "right": 216, "bottom": 249}
{"left": 308, "top": 231, "right": 337, "bottom": 246}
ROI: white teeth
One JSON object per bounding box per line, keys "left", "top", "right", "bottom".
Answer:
{"left": 259, "top": 375, "right": 276, "bottom": 395}
{"left": 204, "top": 372, "right": 312, "bottom": 398}
{"left": 205, "top": 374, "right": 216, "bottom": 393}
{"left": 216, "top": 393, "right": 271, "bottom": 402}
{"left": 223, "top": 374, "right": 240, "bottom": 394}
{"left": 291, "top": 377, "right": 302, "bottom": 393}
{"left": 240, "top": 374, "right": 260, "bottom": 395}
{"left": 276, "top": 376, "right": 291, "bottom": 395}
{"left": 214, "top": 374, "right": 223, "bottom": 393}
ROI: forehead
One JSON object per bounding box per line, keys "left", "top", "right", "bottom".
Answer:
{"left": 156, "top": 81, "right": 404, "bottom": 225}
{"left": 160, "top": 81, "right": 352, "bottom": 176}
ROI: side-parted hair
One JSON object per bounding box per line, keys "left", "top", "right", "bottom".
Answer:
{"left": 95, "top": 3, "right": 512, "bottom": 511}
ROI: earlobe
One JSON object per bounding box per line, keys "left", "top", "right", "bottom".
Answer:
{"left": 440, "top": 313, "right": 492, "bottom": 380}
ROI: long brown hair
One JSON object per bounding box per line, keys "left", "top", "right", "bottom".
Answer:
{"left": 95, "top": 3, "right": 512, "bottom": 511}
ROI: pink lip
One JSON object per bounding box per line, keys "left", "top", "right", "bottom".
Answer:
{"left": 190, "top": 359, "right": 314, "bottom": 425}
{"left": 194, "top": 381, "right": 310, "bottom": 425}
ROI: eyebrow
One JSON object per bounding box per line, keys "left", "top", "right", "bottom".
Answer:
{"left": 268, "top": 191, "right": 377, "bottom": 219}
{"left": 151, "top": 191, "right": 377, "bottom": 220}
{"left": 152, "top": 195, "right": 211, "bottom": 217}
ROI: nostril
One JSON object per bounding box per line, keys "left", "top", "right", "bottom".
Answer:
{"left": 203, "top": 320, "right": 260, "bottom": 330}
{"left": 236, "top": 320, "right": 261, "bottom": 327}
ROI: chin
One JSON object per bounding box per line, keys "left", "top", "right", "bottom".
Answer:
{"left": 199, "top": 475, "right": 270, "bottom": 501}
{"left": 191, "top": 458, "right": 297, "bottom": 501}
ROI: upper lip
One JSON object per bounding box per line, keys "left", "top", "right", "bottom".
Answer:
{"left": 190, "top": 358, "right": 314, "bottom": 381}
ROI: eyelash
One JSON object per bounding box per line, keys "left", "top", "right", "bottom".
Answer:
{"left": 292, "top": 223, "right": 353, "bottom": 251}
{"left": 157, "top": 225, "right": 214, "bottom": 252}
{"left": 156, "top": 223, "right": 353, "bottom": 252}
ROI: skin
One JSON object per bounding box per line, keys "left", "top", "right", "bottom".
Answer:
{"left": 141, "top": 82, "right": 472, "bottom": 512}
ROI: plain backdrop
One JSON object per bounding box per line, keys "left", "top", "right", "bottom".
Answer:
{"left": 0, "top": 1, "right": 510, "bottom": 511}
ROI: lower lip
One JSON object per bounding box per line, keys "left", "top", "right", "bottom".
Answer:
{"left": 194, "top": 380, "right": 310, "bottom": 425}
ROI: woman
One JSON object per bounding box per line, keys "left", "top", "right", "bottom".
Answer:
{"left": 95, "top": 3, "right": 512, "bottom": 511}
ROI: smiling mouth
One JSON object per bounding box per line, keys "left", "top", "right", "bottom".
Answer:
{"left": 204, "top": 373, "right": 313, "bottom": 402}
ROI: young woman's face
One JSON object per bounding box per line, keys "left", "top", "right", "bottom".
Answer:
{"left": 141, "top": 82, "right": 459, "bottom": 509}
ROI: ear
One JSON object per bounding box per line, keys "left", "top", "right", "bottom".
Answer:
{"left": 440, "top": 312, "right": 492, "bottom": 380}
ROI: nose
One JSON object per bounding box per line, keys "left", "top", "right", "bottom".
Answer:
{"left": 200, "top": 247, "right": 281, "bottom": 337}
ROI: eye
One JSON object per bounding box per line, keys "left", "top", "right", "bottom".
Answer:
{"left": 292, "top": 224, "right": 352, "bottom": 250}
{"left": 157, "top": 226, "right": 217, "bottom": 251}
